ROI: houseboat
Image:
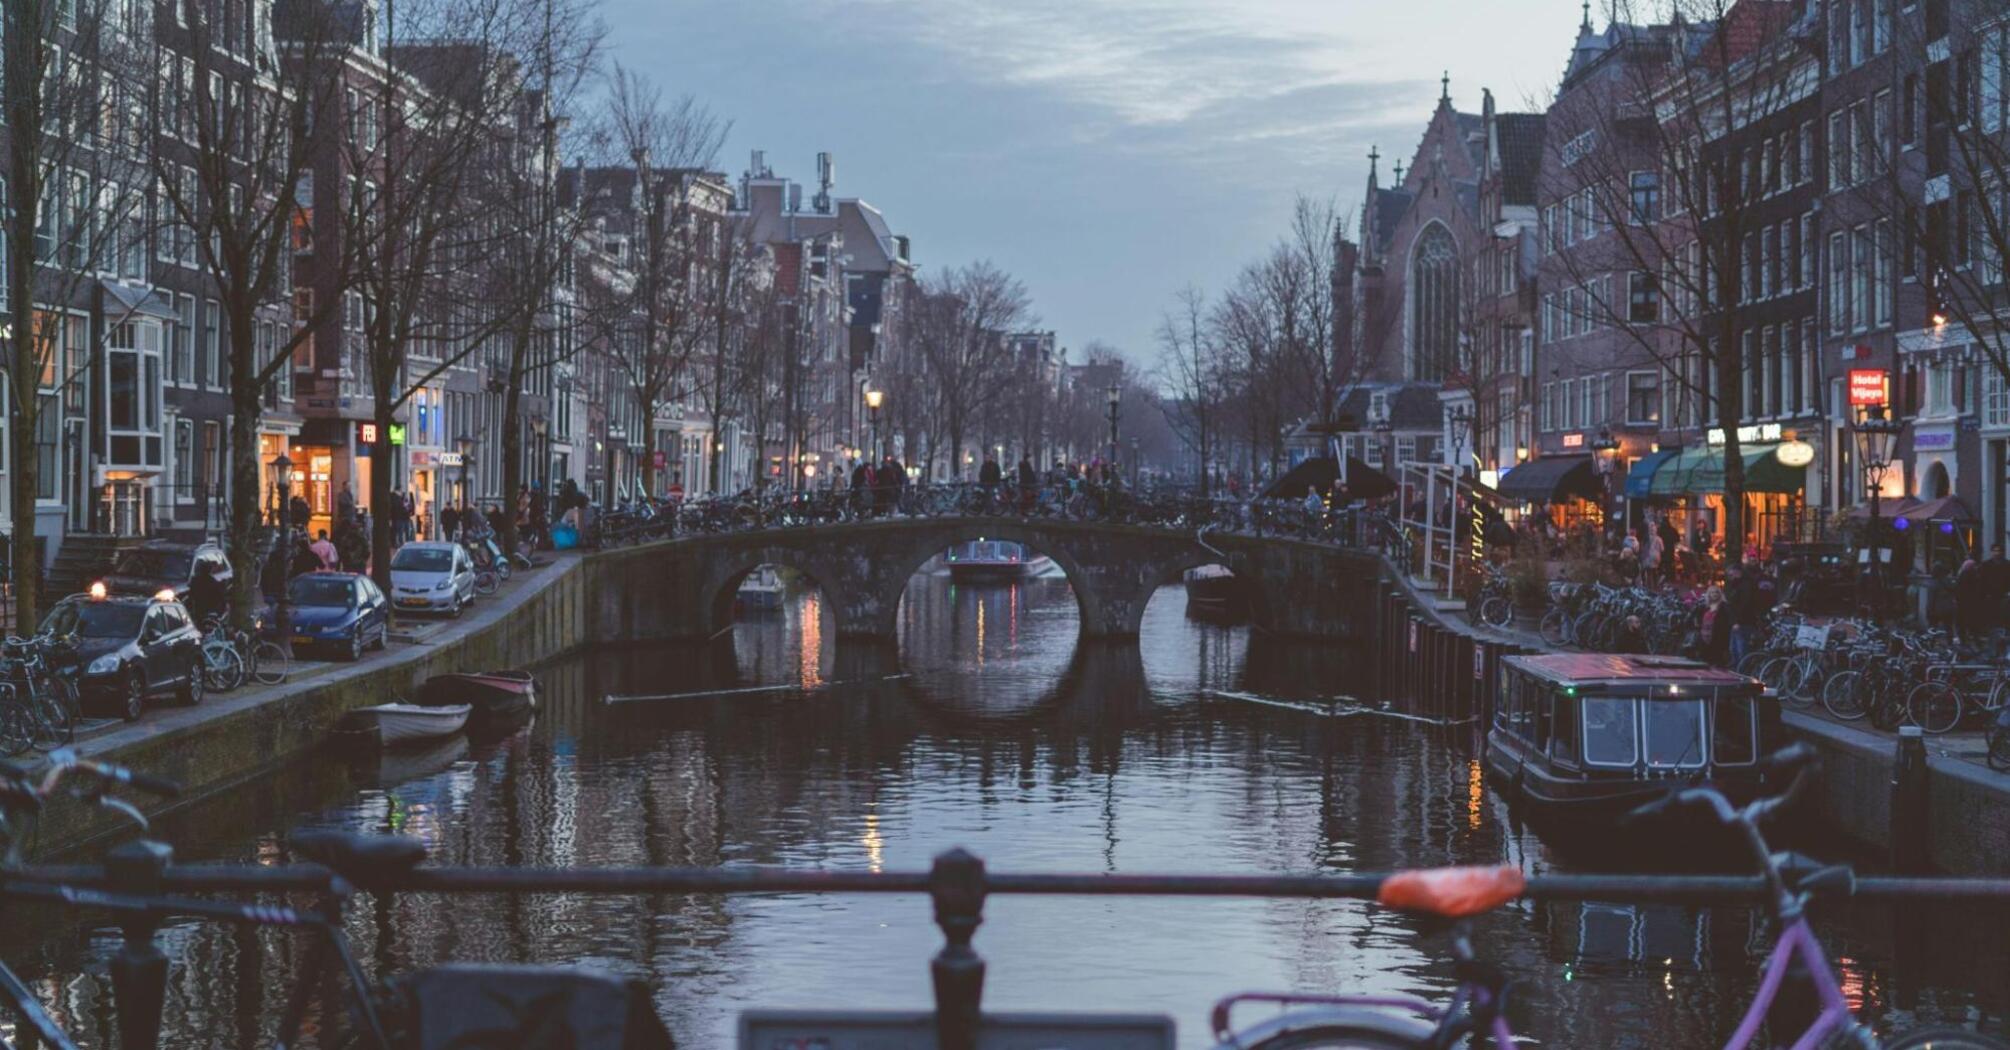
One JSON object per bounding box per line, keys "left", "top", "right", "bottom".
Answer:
{"left": 1485, "top": 654, "right": 1784, "bottom": 842}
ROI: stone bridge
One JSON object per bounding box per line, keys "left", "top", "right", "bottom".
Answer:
{"left": 586, "top": 517, "right": 1385, "bottom": 643}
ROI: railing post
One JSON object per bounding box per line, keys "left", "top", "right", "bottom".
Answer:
{"left": 107, "top": 839, "right": 173, "bottom": 1050}
{"left": 930, "top": 847, "right": 988, "bottom": 1050}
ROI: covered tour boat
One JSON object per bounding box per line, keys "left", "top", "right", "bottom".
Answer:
{"left": 418, "top": 671, "right": 538, "bottom": 719}
{"left": 1484, "top": 654, "right": 1785, "bottom": 840}
{"left": 946, "top": 540, "right": 1033, "bottom": 580}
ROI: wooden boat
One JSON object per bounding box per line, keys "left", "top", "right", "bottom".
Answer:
{"left": 340, "top": 702, "right": 471, "bottom": 746}
{"left": 736, "top": 565, "right": 786, "bottom": 612}
{"left": 1484, "top": 653, "right": 1787, "bottom": 849}
{"left": 418, "top": 671, "right": 538, "bottom": 718}
{"left": 946, "top": 539, "right": 1029, "bottom": 580}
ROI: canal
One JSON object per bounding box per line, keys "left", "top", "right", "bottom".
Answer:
{"left": 7, "top": 560, "right": 2007, "bottom": 1047}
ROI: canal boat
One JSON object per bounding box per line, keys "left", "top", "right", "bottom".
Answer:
{"left": 339, "top": 701, "right": 472, "bottom": 746}
{"left": 418, "top": 671, "right": 539, "bottom": 718}
{"left": 736, "top": 565, "right": 787, "bottom": 613}
{"left": 947, "top": 539, "right": 1036, "bottom": 580}
{"left": 1183, "top": 565, "right": 1248, "bottom": 620}
{"left": 1484, "top": 654, "right": 1785, "bottom": 842}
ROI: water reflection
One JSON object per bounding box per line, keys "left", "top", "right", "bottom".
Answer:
{"left": 4, "top": 573, "right": 2004, "bottom": 1048}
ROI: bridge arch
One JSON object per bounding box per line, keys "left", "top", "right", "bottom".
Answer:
{"left": 700, "top": 545, "right": 850, "bottom": 638}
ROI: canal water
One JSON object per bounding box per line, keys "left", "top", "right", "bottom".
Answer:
{"left": 7, "top": 562, "right": 2006, "bottom": 1047}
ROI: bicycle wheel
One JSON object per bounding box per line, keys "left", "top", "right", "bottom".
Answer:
{"left": 473, "top": 570, "right": 499, "bottom": 596}
{"left": 1821, "top": 670, "right": 1867, "bottom": 720}
{"left": 1989, "top": 724, "right": 2010, "bottom": 772}
{"left": 250, "top": 640, "right": 291, "bottom": 686}
{"left": 1538, "top": 608, "right": 1571, "bottom": 647}
{"left": 0, "top": 700, "right": 36, "bottom": 756}
{"left": 1782, "top": 655, "right": 1823, "bottom": 706}
{"left": 1986, "top": 675, "right": 2010, "bottom": 715}
{"left": 1880, "top": 1027, "right": 2010, "bottom": 1049}
{"left": 1905, "top": 681, "right": 1963, "bottom": 735}
{"left": 1479, "top": 595, "right": 1514, "bottom": 629}
{"left": 28, "top": 682, "right": 75, "bottom": 746}
{"left": 203, "top": 644, "right": 246, "bottom": 693}
{"left": 1868, "top": 678, "right": 1910, "bottom": 730}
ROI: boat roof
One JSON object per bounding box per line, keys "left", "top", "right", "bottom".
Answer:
{"left": 1503, "top": 653, "right": 1759, "bottom": 689}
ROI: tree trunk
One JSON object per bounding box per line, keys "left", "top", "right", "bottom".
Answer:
{"left": 228, "top": 383, "right": 266, "bottom": 632}
{"left": 500, "top": 322, "right": 529, "bottom": 556}
{"left": 372, "top": 399, "right": 396, "bottom": 597}
{"left": 9, "top": 385, "right": 36, "bottom": 630}
{"left": 638, "top": 421, "right": 657, "bottom": 503}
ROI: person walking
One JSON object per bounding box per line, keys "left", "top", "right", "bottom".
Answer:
{"left": 290, "top": 535, "right": 322, "bottom": 579}
{"left": 1701, "top": 586, "right": 1731, "bottom": 665}
{"left": 527, "top": 483, "right": 550, "bottom": 550}
{"left": 1657, "top": 513, "right": 1680, "bottom": 580}
{"left": 879, "top": 454, "right": 905, "bottom": 515}
{"left": 440, "top": 503, "right": 461, "bottom": 543}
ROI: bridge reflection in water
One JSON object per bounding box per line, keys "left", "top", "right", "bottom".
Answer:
{"left": 6, "top": 572, "right": 2005, "bottom": 1048}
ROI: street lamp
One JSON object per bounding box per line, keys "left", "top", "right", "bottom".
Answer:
{"left": 1447, "top": 405, "right": 1473, "bottom": 477}
{"left": 1373, "top": 415, "right": 1394, "bottom": 472}
{"left": 864, "top": 386, "right": 884, "bottom": 460}
{"left": 1852, "top": 403, "right": 1905, "bottom": 597}
{"left": 271, "top": 452, "right": 295, "bottom": 656}
{"left": 1106, "top": 384, "right": 1121, "bottom": 482}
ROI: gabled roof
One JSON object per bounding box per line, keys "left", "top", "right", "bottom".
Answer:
{"left": 1496, "top": 113, "right": 1547, "bottom": 205}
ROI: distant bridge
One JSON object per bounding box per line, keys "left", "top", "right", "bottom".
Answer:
{"left": 585, "top": 515, "right": 1384, "bottom": 642}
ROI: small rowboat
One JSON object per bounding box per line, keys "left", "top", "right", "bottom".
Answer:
{"left": 418, "top": 671, "right": 538, "bottom": 718}
{"left": 340, "top": 702, "right": 471, "bottom": 746}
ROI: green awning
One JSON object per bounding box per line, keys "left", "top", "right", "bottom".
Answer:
{"left": 1650, "top": 444, "right": 1805, "bottom": 495}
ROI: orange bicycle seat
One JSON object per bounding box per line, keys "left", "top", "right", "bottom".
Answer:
{"left": 1376, "top": 865, "right": 1526, "bottom": 918}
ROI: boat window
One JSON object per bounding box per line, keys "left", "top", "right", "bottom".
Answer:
{"left": 1581, "top": 697, "right": 1638, "bottom": 767}
{"left": 1712, "top": 697, "right": 1758, "bottom": 765}
{"left": 1644, "top": 700, "right": 1708, "bottom": 769}
{"left": 1495, "top": 672, "right": 1519, "bottom": 733}
{"left": 1534, "top": 689, "right": 1553, "bottom": 750}
{"left": 1551, "top": 695, "right": 1581, "bottom": 766}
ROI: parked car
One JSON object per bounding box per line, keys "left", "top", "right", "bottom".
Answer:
{"left": 40, "top": 590, "right": 205, "bottom": 721}
{"left": 389, "top": 542, "right": 476, "bottom": 616}
{"left": 102, "top": 541, "right": 232, "bottom": 600}
{"left": 282, "top": 572, "right": 391, "bottom": 661}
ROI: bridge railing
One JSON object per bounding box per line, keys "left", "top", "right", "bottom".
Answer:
{"left": 587, "top": 482, "right": 1405, "bottom": 555}
{"left": 14, "top": 846, "right": 2008, "bottom": 1050}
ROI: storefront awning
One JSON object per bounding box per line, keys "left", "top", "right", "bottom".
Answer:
{"left": 1496, "top": 454, "right": 1601, "bottom": 503}
{"left": 1623, "top": 449, "right": 1681, "bottom": 499}
{"left": 1650, "top": 444, "right": 1806, "bottom": 496}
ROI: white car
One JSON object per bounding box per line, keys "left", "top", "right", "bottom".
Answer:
{"left": 389, "top": 542, "right": 477, "bottom": 616}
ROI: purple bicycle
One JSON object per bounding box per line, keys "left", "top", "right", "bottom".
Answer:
{"left": 1207, "top": 745, "right": 2009, "bottom": 1049}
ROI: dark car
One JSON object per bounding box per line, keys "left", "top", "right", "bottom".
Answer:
{"left": 103, "top": 541, "right": 233, "bottom": 601}
{"left": 284, "top": 572, "right": 390, "bottom": 661}
{"left": 40, "top": 592, "right": 205, "bottom": 721}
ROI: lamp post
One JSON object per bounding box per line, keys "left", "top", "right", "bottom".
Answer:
{"left": 1106, "top": 384, "right": 1121, "bottom": 483}
{"left": 865, "top": 387, "right": 884, "bottom": 460}
{"left": 1373, "top": 415, "right": 1394, "bottom": 473}
{"left": 1852, "top": 403, "right": 1904, "bottom": 609}
{"left": 271, "top": 452, "right": 295, "bottom": 656}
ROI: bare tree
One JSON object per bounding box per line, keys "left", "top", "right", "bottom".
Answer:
{"left": 155, "top": 0, "right": 354, "bottom": 628}
{"left": 913, "top": 261, "right": 1033, "bottom": 478}
{"left": 3, "top": 0, "right": 152, "bottom": 619}
{"left": 591, "top": 70, "right": 728, "bottom": 501}
{"left": 1157, "top": 286, "right": 1225, "bottom": 493}
{"left": 699, "top": 215, "right": 767, "bottom": 493}
{"left": 1536, "top": 0, "right": 1809, "bottom": 564}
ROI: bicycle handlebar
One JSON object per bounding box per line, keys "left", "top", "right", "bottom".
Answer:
{"left": 1, "top": 748, "right": 182, "bottom": 804}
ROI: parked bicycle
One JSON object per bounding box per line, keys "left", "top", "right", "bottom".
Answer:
{"left": 1206, "top": 745, "right": 2009, "bottom": 1049}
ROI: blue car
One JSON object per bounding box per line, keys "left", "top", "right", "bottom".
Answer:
{"left": 283, "top": 572, "right": 391, "bottom": 661}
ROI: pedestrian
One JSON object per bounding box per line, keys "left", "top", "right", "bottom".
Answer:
{"left": 289, "top": 493, "right": 310, "bottom": 531}
{"left": 1657, "top": 513, "right": 1680, "bottom": 579}
{"left": 528, "top": 482, "right": 549, "bottom": 550}
{"left": 309, "top": 529, "right": 338, "bottom": 571}
{"left": 289, "top": 535, "right": 322, "bottom": 579}
{"left": 1612, "top": 614, "right": 1649, "bottom": 654}
{"left": 880, "top": 454, "right": 905, "bottom": 515}
{"left": 440, "top": 502, "right": 461, "bottom": 542}
{"left": 1725, "top": 566, "right": 1758, "bottom": 667}
{"left": 185, "top": 561, "right": 228, "bottom": 627}
{"left": 1956, "top": 558, "right": 1986, "bottom": 642}
{"left": 978, "top": 451, "right": 1002, "bottom": 493}
{"left": 1701, "top": 587, "right": 1731, "bottom": 665}
{"left": 336, "top": 483, "right": 357, "bottom": 527}
{"left": 1642, "top": 527, "right": 1664, "bottom": 587}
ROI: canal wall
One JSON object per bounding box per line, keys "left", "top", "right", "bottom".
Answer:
{"left": 45, "top": 554, "right": 597, "bottom": 855}
{"left": 1366, "top": 558, "right": 2010, "bottom": 877}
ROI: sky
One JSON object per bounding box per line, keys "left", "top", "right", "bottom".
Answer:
{"left": 601, "top": 0, "right": 1592, "bottom": 366}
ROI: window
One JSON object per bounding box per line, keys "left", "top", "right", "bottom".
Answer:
{"left": 1801, "top": 212, "right": 1817, "bottom": 289}
{"left": 1629, "top": 271, "right": 1661, "bottom": 323}
{"left": 172, "top": 295, "right": 194, "bottom": 385}
{"left": 1829, "top": 232, "right": 1849, "bottom": 332}
{"left": 1761, "top": 225, "right": 1777, "bottom": 299}
{"left": 1627, "top": 371, "right": 1660, "bottom": 424}
{"left": 1799, "top": 121, "right": 1815, "bottom": 182}
{"left": 1715, "top": 698, "right": 1759, "bottom": 765}
{"left": 1644, "top": 701, "right": 1707, "bottom": 769}
{"left": 1874, "top": 89, "right": 1894, "bottom": 171}
{"left": 1829, "top": 109, "right": 1850, "bottom": 187}
{"left": 173, "top": 418, "right": 193, "bottom": 490}
{"left": 1629, "top": 171, "right": 1659, "bottom": 224}
{"left": 1986, "top": 369, "right": 2010, "bottom": 427}
{"left": 204, "top": 301, "right": 220, "bottom": 388}
{"left": 1875, "top": 218, "right": 1894, "bottom": 325}
{"left": 1853, "top": 225, "right": 1874, "bottom": 331}
{"left": 1582, "top": 697, "right": 1639, "bottom": 767}
{"left": 1409, "top": 224, "right": 1460, "bottom": 381}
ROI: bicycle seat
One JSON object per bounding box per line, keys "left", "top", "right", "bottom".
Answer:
{"left": 289, "top": 829, "right": 427, "bottom": 882}
{"left": 1376, "top": 865, "right": 1525, "bottom": 918}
